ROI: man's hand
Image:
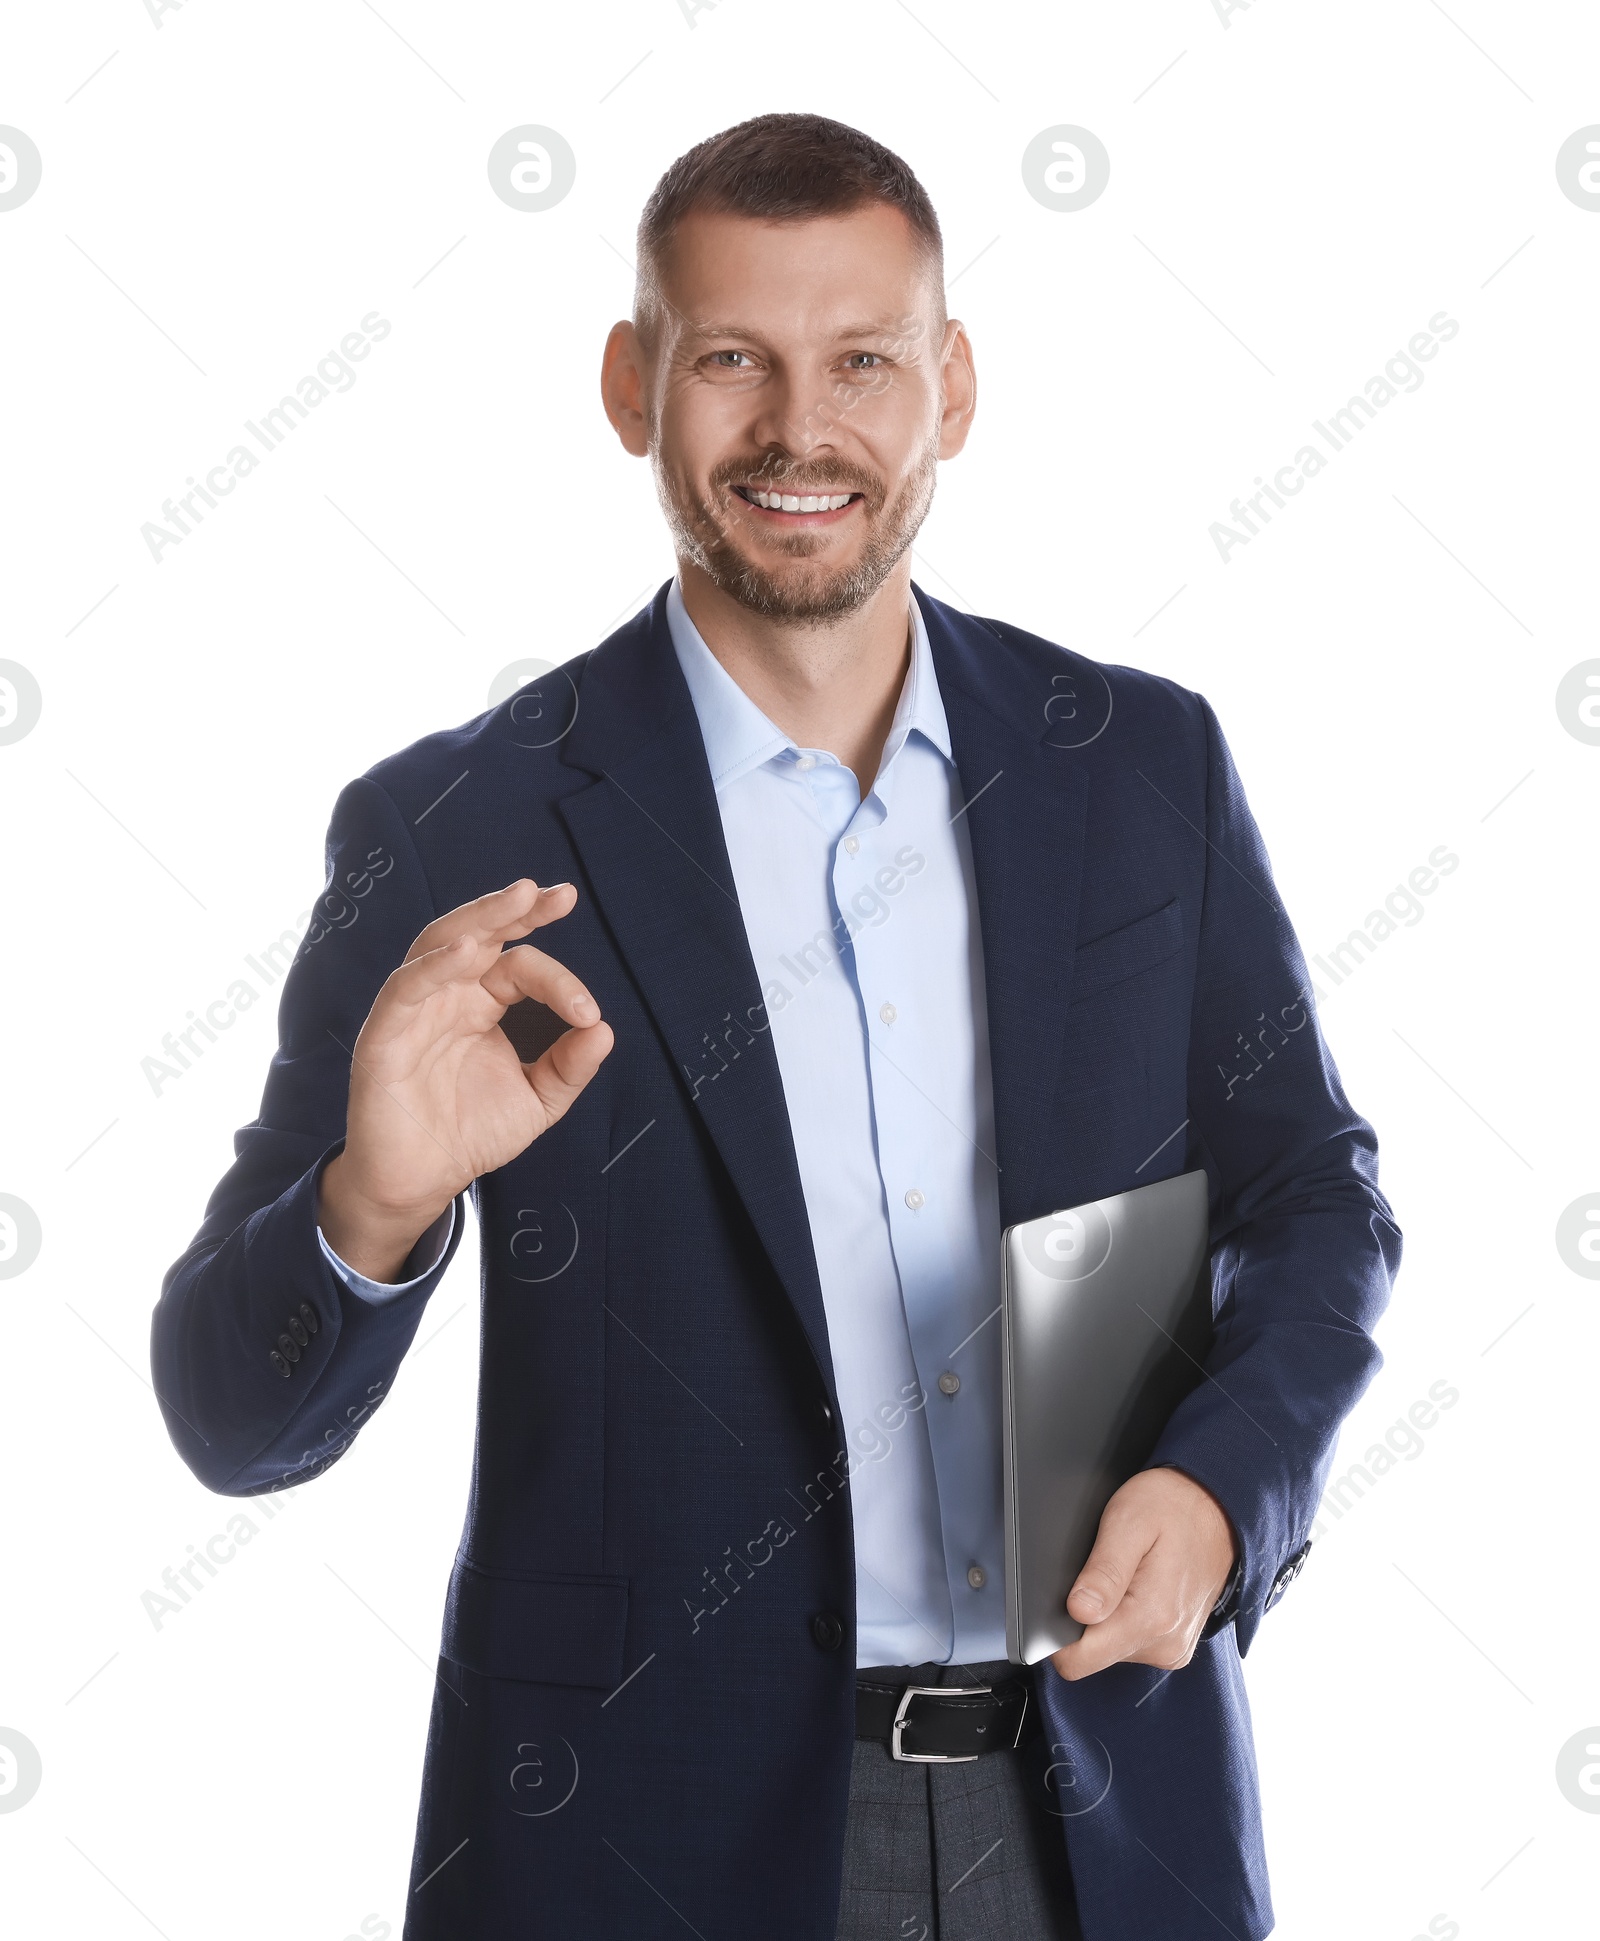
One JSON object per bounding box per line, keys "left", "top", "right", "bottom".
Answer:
{"left": 1050, "top": 1468, "right": 1238, "bottom": 1682}
{"left": 318, "top": 879, "right": 613, "bottom": 1281}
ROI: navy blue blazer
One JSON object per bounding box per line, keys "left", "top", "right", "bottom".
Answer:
{"left": 152, "top": 583, "right": 1400, "bottom": 1940}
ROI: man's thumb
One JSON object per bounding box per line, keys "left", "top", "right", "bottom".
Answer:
{"left": 1067, "top": 1524, "right": 1145, "bottom": 1624}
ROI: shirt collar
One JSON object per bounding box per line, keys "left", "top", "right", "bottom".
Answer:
{"left": 665, "top": 577, "right": 952, "bottom": 794}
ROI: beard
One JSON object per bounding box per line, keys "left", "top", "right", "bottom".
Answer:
{"left": 654, "top": 434, "right": 939, "bottom": 624}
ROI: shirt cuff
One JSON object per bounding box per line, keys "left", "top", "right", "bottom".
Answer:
{"left": 317, "top": 1202, "right": 456, "bottom": 1305}
{"left": 1196, "top": 1552, "right": 1245, "bottom": 1642}
{"left": 1210, "top": 1552, "right": 1243, "bottom": 1620}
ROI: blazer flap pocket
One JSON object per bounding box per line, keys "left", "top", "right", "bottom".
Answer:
{"left": 441, "top": 1559, "right": 629, "bottom": 1688}
{"left": 1070, "top": 897, "right": 1183, "bottom": 1005}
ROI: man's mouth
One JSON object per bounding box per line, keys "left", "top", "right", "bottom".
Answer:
{"left": 731, "top": 484, "right": 863, "bottom": 519}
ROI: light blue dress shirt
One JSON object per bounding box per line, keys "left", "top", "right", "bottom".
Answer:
{"left": 324, "top": 578, "right": 1005, "bottom": 1668}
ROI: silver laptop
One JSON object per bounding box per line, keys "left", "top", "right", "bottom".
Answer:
{"left": 1002, "top": 1168, "right": 1212, "bottom": 1665}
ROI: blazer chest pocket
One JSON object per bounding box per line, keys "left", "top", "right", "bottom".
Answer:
{"left": 1069, "top": 897, "right": 1183, "bottom": 1006}
{"left": 440, "top": 1557, "right": 629, "bottom": 1688}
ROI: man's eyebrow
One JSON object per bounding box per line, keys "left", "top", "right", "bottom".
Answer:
{"left": 830, "top": 320, "right": 918, "bottom": 343}
{"left": 677, "top": 318, "right": 758, "bottom": 342}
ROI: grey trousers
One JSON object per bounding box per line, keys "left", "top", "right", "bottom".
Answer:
{"left": 834, "top": 1660, "right": 1084, "bottom": 1941}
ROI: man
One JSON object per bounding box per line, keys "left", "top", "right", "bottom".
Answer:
{"left": 152, "top": 114, "right": 1400, "bottom": 1939}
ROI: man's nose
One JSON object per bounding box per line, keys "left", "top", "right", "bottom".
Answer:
{"left": 745, "top": 370, "right": 845, "bottom": 464}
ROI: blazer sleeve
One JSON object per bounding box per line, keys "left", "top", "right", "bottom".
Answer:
{"left": 1146, "top": 695, "right": 1403, "bottom": 1653}
{"left": 149, "top": 775, "right": 468, "bottom": 1497}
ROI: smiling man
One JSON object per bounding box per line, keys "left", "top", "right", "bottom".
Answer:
{"left": 153, "top": 115, "right": 1400, "bottom": 1940}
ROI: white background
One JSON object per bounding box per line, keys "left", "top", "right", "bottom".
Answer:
{"left": 2, "top": 2, "right": 1597, "bottom": 1937}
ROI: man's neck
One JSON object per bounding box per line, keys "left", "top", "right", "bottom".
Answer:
{"left": 677, "top": 559, "right": 914, "bottom": 796}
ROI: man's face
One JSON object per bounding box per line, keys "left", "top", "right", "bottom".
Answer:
{"left": 615, "top": 203, "right": 969, "bottom": 623}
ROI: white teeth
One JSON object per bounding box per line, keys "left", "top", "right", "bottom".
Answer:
{"left": 744, "top": 488, "right": 854, "bottom": 512}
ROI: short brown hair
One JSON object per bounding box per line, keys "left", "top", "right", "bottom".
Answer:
{"left": 634, "top": 113, "right": 944, "bottom": 344}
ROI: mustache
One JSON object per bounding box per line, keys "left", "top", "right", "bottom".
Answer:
{"left": 709, "top": 457, "right": 882, "bottom": 502}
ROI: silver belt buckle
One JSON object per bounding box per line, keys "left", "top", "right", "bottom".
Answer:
{"left": 891, "top": 1683, "right": 1025, "bottom": 1764}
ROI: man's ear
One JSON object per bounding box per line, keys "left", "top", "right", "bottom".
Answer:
{"left": 937, "top": 319, "right": 977, "bottom": 461}
{"left": 600, "top": 321, "right": 651, "bottom": 457}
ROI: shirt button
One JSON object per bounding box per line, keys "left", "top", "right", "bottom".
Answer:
{"left": 937, "top": 1371, "right": 960, "bottom": 1397}
{"left": 843, "top": 835, "right": 860, "bottom": 855}
{"left": 879, "top": 1002, "right": 897, "bottom": 1025}
{"left": 967, "top": 1565, "right": 987, "bottom": 1590}
{"left": 795, "top": 754, "right": 816, "bottom": 772}
{"left": 904, "top": 1188, "right": 925, "bottom": 1211}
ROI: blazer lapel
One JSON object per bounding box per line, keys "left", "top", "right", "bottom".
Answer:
{"left": 917, "top": 588, "right": 1090, "bottom": 1228}
{"left": 554, "top": 582, "right": 1091, "bottom": 1369}
{"left": 556, "top": 587, "right": 836, "bottom": 1391}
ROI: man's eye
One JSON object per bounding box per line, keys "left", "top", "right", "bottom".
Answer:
{"left": 711, "top": 351, "right": 751, "bottom": 368}
{"left": 844, "top": 353, "right": 883, "bottom": 370}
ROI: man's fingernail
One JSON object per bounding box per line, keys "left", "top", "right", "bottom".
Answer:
{"left": 573, "top": 994, "right": 597, "bottom": 1018}
{"left": 542, "top": 882, "right": 573, "bottom": 895}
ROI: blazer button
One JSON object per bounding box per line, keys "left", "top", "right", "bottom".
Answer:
{"left": 299, "top": 1301, "right": 321, "bottom": 1335}
{"left": 269, "top": 1351, "right": 292, "bottom": 1379}
{"left": 287, "top": 1316, "right": 309, "bottom": 1348}
{"left": 810, "top": 1612, "right": 844, "bottom": 1652}
{"left": 276, "top": 1333, "right": 301, "bottom": 1363}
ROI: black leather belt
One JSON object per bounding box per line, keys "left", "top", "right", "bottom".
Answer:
{"left": 856, "top": 1669, "right": 1032, "bottom": 1763}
